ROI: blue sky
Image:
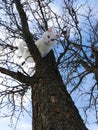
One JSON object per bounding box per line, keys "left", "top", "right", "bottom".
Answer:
{"left": 0, "top": 114, "right": 31, "bottom": 130}
{"left": 0, "top": 0, "right": 98, "bottom": 130}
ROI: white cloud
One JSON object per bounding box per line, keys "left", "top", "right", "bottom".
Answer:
{"left": 87, "top": 123, "right": 98, "bottom": 130}
{"left": 18, "top": 122, "right": 31, "bottom": 130}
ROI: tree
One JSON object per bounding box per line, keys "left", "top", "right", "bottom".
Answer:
{"left": 59, "top": 1, "right": 98, "bottom": 123}
{"left": 0, "top": 0, "right": 97, "bottom": 130}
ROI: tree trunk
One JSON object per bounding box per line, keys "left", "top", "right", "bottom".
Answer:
{"left": 32, "top": 52, "right": 88, "bottom": 130}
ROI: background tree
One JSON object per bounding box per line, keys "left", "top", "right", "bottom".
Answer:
{"left": 0, "top": 0, "right": 97, "bottom": 130}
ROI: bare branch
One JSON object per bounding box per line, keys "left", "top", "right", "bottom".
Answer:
{"left": 14, "top": 0, "right": 42, "bottom": 63}
{"left": 0, "top": 67, "right": 32, "bottom": 86}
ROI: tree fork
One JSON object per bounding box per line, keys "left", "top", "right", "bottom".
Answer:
{"left": 32, "top": 52, "right": 88, "bottom": 130}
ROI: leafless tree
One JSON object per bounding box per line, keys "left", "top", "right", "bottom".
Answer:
{"left": 0, "top": 0, "right": 97, "bottom": 129}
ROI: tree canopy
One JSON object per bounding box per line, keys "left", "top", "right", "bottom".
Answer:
{"left": 0, "top": 0, "right": 98, "bottom": 129}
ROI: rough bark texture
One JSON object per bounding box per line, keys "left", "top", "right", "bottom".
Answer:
{"left": 32, "top": 52, "right": 88, "bottom": 130}
{"left": 95, "top": 50, "right": 98, "bottom": 85}
{"left": 13, "top": 2, "right": 88, "bottom": 129}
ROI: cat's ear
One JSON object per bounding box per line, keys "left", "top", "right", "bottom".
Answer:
{"left": 48, "top": 27, "right": 53, "bottom": 32}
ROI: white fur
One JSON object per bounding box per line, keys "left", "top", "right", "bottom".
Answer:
{"left": 17, "top": 28, "right": 58, "bottom": 63}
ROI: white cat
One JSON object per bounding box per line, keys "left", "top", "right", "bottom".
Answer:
{"left": 17, "top": 27, "right": 59, "bottom": 63}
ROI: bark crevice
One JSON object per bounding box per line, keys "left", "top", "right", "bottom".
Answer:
{"left": 32, "top": 53, "right": 88, "bottom": 130}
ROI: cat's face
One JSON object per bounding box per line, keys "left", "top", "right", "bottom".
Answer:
{"left": 42, "top": 28, "right": 59, "bottom": 46}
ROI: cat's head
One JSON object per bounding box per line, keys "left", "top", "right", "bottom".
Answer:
{"left": 42, "top": 27, "right": 59, "bottom": 46}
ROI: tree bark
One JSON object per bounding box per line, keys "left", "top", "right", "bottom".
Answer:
{"left": 13, "top": 1, "right": 88, "bottom": 129}
{"left": 95, "top": 50, "right": 98, "bottom": 85}
{"left": 32, "top": 52, "right": 88, "bottom": 130}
